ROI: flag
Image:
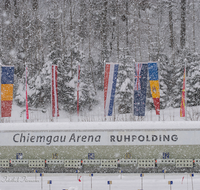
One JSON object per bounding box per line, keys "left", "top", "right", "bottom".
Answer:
{"left": 180, "top": 68, "right": 185, "bottom": 117}
{"left": 47, "top": 180, "right": 52, "bottom": 184}
{"left": 78, "top": 176, "right": 81, "bottom": 182}
{"left": 148, "top": 62, "right": 160, "bottom": 115}
{"left": 1, "top": 66, "right": 14, "bottom": 117}
{"left": 52, "top": 65, "right": 59, "bottom": 117}
{"left": 134, "top": 63, "right": 148, "bottom": 116}
{"left": 25, "top": 66, "right": 29, "bottom": 120}
{"left": 104, "top": 63, "right": 119, "bottom": 116}
{"left": 77, "top": 65, "right": 80, "bottom": 116}
{"left": 181, "top": 176, "right": 184, "bottom": 184}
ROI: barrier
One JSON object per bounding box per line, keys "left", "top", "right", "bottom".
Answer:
{"left": 29, "top": 160, "right": 45, "bottom": 168}
{"left": 0, "top": 157, "right": 199, "bottom": 171}
{"left": 64, "top": 159, "right": 81, "bottom": 168}
{"left": 176, "top": 159, "right": 193, "bottom": 168}
{"left": 0, "top": 159, "right": 9, "bottom": 168}
{"left": 101, "top": 159, "right": 117, "bottom": 168}
{"left": 194, "top": 159, "right": 200, "bottom": 165}
{"left": 11, "top": 159, "right": 29, "bottom": 165}
{"left": 46, "top": 159, "right": 64, "bottom": 164}
{"left": 157, "top": 159, "right": 175, "bottom": 164}
{"left": 120, "top": 159, "right": 137, "bottom": 165}
{"left": 83, "top": 159, "right": 101, "bottom": 165}
{"left": 138, "top": 159, "right": 155, "bottom": 168}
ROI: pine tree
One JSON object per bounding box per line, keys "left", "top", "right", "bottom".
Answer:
{"left": 171, "top": 49, "right": 200, "bottom": 109}
{"left": 116, "top": 54, "right": 133, "bottom": 114}
{"left": 27, "top": 61, "right": 51, "bottom": 109}
{"left": 59, "top": 49, "right": 81, "bottom": 113}
{"left": 185, "top": 52, "right": 200, "bottom": 107}
{"left": 171, "top": 52, "right": 184, "bottom": 108}
{"left": 79, "top": 57, "right": 98, "bottom": 111}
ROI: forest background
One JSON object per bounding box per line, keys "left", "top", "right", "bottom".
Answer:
{"left": 0, "top": 0, "right": 200, "bottom": 119}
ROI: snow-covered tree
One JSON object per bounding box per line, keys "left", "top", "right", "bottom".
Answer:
{"left": 79, "top": 57, "right": 98, "bottom": 111}
{"left": 116, "top": 55, "right": 133, "bottom": 114}
{"left": 185, "top": 52, "right": 200, "bottom": 107}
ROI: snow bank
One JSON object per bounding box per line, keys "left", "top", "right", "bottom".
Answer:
{"left": 0, "top": 121, "right": 199, "bottom": 131}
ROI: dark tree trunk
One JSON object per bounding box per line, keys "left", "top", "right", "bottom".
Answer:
{"left": 102, "top": 0, "right": 108, "bottom": 62}
{"left": 126, "top": 0, "right": 129, "bottom": 53}
{"left": 169, "top": 1, "right": 174, "bottom": 50}
{"left": 180, "top": 0, "right": 186, "bottom": 49}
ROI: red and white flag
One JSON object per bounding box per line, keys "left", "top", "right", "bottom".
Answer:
{"left": 77, "top": 65, "right": 80, "bottom": 116}
{"left": 52, "top": 65, "right": 59, "bottom": 117}
{"left": 25, "top": 66, "right": 29, "bottom": 120}
{"left": 78, "top": 176, "right": 81, "bottom": 182}
{"left": 181, "top": 176, "right": 184, "bottom": 184}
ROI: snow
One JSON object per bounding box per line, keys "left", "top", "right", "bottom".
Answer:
{"left": 0, "top": 173, "right": 198, "bottom": 190}
{"left": 9, "top": 89, "right": 200, "bottom": 123}
{"left": 0, "top": 120, "right": 200, "bottom": 131}
{"left": 120, "top": 78, "right": 131, "bottom": 92}
{"left": 9, "top": 49, "right": 17, "bottom": 58}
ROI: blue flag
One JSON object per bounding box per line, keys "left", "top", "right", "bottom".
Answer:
{"left": 134, "top": 63, "right": 148, "bottom": 116}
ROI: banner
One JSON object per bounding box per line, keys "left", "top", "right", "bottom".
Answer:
{"left": 2, "top": 129, "right": 200, "bottom": 146}
{"left": 25, "top": 66, "right": 29, "bottom": 120}
{"left": 134, "top": 63, "right": 148, "bottom": 116}
{"left": 104, "top": 63, "right": 119, "bottom": 116}
{"left": 52, "top": 65, "right": 59, "bottom": 117}
{"left": 1, "top": 66, "right": 14, "bottom": 117}
{"left": 0, "top": 121, "right": 199, "bottom": 146}
{"left": 180, "top": 68, "right": 185, "bottom": 117}
{"left": 148, "top": 62, "right": 160, "bottom": 115}
{"left": 77, "top": 65, "right": 80, "bottom": 116}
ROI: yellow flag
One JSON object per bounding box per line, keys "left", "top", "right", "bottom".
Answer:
{"left": 1, "top": 84, "right": 13, "bottom": 101}
{"left": 150, "top": 81, "right": 160, "bottom": 98}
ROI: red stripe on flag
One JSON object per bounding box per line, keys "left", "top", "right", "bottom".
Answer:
{"left": 52, "top": 65, "right": 59, "bottom": 117}
{"left": 180, "top": 69, "right": 185, "bottom": 117}
{"left": 1, "top": 100, "right": 12, "bottom": 117}
{"left": 104, "top": 64, "right": 110, "bottom": 116}
{"left": 153, "top": 98, "right": 160, "bottom": 115}
{"left": 180, "top": 95, "right": 185, "bottom": 117}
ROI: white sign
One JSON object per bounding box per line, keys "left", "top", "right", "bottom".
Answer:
{"left": 0, "top": 129, "right": 199, "bottom": 146}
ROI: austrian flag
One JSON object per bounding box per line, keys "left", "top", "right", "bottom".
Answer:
{"left": 52, "top": 65, "right": 59, "bottom": 117}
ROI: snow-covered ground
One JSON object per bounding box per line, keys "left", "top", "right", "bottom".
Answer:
{"left": 0, "top": 173, "right": 198, "bottom": 190}
{"left": 9, "top": 90, "right": 199, "bottom": 123}
{"left": 9, "top": 101, "right": 199, "bottom": 123}
{"left": 0, "top": 88, "right": 195, "bottom": 123}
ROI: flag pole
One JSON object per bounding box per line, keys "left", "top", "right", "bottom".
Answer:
{"left": 25, "top": 63, "right": 29, "bottom": 122}
{"left": 0, "top": 65, "right": 1, "bottom": 123}
{"left": 77, "top": 63, "right": 80, "bottom": 119}
{"left": 51, "top": 64, "right": 53, "bottom": 122}
{"left": 132, "top": 60, "right": 135, "bottom": 119}
{"left": 104, "top": 60, "right": 106, "bottom": 120}
{"left": 158, "top": 60, "right": 161, "bottom": 121}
